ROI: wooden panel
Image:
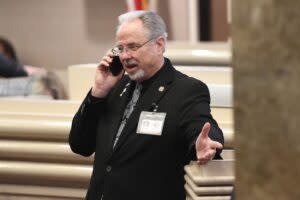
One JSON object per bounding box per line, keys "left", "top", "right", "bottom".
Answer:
{"left": 0, "top": 99, "right": 79, "bottom": 114}
{"left": 0, "top": 184, "right": 85, "bottom": 199}
{"left": 0, "top": 118, "right": 70, "bottom": 141}
{"left": 0, "top": 140, "right": 92, "bottom": 164}
{"left": 0, "top": 161, "right": 91, "bottom": 188}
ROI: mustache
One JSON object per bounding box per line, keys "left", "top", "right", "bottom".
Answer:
{"left": 123, "top": 59, "right": 138, "bottom": 66}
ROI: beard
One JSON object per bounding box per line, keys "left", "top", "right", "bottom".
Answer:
{"left": 128, "top": 68, "right": 145, "bottom": 81}
{"left": 124, "top": 59, "right": 145, "bottom": 82}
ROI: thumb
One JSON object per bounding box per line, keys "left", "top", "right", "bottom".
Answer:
{"left": 201, "top": 122, "right": 211, "bottom": 139}
{"left": 196, "top": 122, "right": 211, "bottom": 149}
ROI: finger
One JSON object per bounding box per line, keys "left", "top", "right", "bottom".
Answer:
{"left": 198, "top": 150, "right": 214, "bottom": 160}
{"left": 102, "top": 55, "right": 113, "bottom": 63}
{"left": 204, "top": 149, "right": 216, "bottom": 159}
{"left": 197, "top": 156, "right": 211, "bottom": 162}
{"left": 98, "top": 54, "right": 114, "bottom": 67}
{"left": 97, "top": 61, "right": 110, "bottom": 71}
{"left": 106, "top": 49, "right": 114, "bottom": 56}
{"left": 197, "top": 159, "right": 209, "bottom": 165}
{"left": 209, "top": 141, "right": 223, "bottom": 149}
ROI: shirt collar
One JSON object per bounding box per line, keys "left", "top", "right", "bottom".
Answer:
{"left": 139, "top": 58, "right": 170, "bottom": 91}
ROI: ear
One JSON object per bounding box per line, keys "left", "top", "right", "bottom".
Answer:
{"left": 155, "top": 36, "right": 166, "bottom": 54}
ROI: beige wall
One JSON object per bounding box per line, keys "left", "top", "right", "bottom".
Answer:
{"left": 0, "top": 0, "right": 125, "bottom": 70}
{"left": 0, "top": 0, "right": 230, "bottom": 72}
{"left": 161, "top": 0, "right": 189, "bottom": 41}
{"left": 0, "top": 0, "right": 194, "bottom": 72}
{"left": 1, "top": 0, "right": 231, "bottom": 67}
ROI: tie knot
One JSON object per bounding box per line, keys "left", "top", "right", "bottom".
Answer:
{"left": 134, "top": 83, "right": 142, "bottom": 96}
{"left": 135, "top": 83, "right": 142, "bottom": 91}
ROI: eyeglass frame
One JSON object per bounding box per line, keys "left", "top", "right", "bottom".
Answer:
{"left": 112, "top": 37, "right": 158, "bottom": 55}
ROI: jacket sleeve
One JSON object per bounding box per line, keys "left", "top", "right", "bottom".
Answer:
{"left": 178, "top": 80, "right": 224, "bottom": 162}
{"left": 68, "top": 90, "right": 106, "bottom": 157}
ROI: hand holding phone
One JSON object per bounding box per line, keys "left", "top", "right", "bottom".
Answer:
{"left": 109, "top": 56, "right": 123, "bottom": 76}
{"left": 92, "top": 50, "right": 123, "bottom": 97}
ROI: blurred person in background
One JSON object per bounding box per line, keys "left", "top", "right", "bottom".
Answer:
{"left": 0, "top": 37, "right": 47, "bottom": 77}
{"left": 0, "top": 37, "right": 66, "bottom": 99}
{"left": 0, "top": 37, "right": 28, "bottom": 77}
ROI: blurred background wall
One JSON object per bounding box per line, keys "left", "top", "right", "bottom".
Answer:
{"left": 0, "top": 0, "right": 229, "bottom": 91}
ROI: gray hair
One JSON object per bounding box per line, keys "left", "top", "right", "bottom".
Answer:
{"left": 117, "top": 11, "right": 168, "bottom": 40}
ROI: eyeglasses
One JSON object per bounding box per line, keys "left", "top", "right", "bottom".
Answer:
{"left": 112, "top": 38, "right": 155, "bottom": 55}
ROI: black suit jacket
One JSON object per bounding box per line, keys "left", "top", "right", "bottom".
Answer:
{"left": 69, "top": 58, "right": 224, "bottom": 200}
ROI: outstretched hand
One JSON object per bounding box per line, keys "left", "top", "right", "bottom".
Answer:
{"left": 195, "top": 122, "right": 223, "bottom": 165}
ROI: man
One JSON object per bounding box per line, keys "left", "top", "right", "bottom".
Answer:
{"left": 69, "top": 11, "right": 224, "bottom": 200}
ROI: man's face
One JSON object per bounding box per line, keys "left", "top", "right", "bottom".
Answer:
{"left": 116, "top": 19, "right": 163, "bottom": 82}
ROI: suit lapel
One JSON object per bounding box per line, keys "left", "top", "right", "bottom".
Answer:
{"left": 112, "top": 61, "right": 176, "bottom": 153}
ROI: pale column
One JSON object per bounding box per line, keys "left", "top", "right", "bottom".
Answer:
{"left": 232, "top": 1, "right": 300, "bottom": 200}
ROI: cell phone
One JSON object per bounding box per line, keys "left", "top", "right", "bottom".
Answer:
{"left": 109, "top": 56, "right": 123, "bottom": 76}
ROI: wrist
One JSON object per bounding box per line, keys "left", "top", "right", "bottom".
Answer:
{"left": 91, "top": 87, "right": 109, "bottom": 98}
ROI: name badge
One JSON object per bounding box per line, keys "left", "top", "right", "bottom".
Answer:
{"left": 137, "top": 111, "right": 166, "bottom": 136}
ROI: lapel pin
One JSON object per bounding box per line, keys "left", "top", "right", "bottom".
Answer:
{"left": 158, "top": 86, "right": 165, "bottom": 92}
{"left": 120, "top": 82, "right": 130, "bottom": 96}
{"left": 120, "top": 88, "right": 127, "bottom": 96}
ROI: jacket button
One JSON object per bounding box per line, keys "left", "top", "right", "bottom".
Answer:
{"left": 106, "top": 165, "right": 112, "bottom": 172}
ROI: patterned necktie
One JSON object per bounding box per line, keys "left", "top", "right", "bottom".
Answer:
{"left": 113, "top": 83, "right": 142, "bottom": 149}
